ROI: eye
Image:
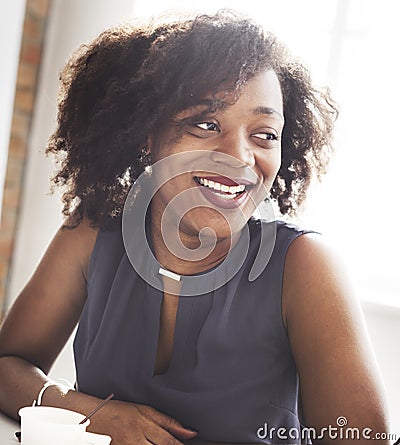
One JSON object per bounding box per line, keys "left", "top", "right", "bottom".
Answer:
{"left": 196, "top": 122, "right": 220, "bottom": 132}
{"left": 253, "top": 132, "right": 277, "bottom": 141}
{"left": 251, "top": 131, "right": 279, "bottom": 148}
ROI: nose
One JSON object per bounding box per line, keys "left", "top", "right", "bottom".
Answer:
{"left": 210, "top": 131, "right": 255, "bottom": 168}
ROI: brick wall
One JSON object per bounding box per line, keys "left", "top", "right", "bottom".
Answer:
{"left": 0, "top": 0, "right": 51, "bottom": 319}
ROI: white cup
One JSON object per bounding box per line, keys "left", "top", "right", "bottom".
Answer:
{"left": 19, "top": 406, "right": 111, "bottom": 445}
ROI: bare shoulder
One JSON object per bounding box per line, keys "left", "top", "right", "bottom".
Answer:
{"left": 60, "top": 214, "right": 99, "bottom": 242}
{"left": 282, "top": 231, "right": 369, "bottom": 364}
{"left": 55, "top": 216, "right": 99, "bottom": 278}
{"left": 283, "top": 231, "right": 348, "bottom": 287}
{"left": 17, "top": 215, "right": 100, "bottom": 302}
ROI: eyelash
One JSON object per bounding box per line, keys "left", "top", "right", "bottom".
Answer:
{"left": 194, "top": 121, "right": 278, "bottom": 144}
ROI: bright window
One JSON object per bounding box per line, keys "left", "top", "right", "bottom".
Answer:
{"left": 132, "top": 0, "right": 400, "bottom": 307}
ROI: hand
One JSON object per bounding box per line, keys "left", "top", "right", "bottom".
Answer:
{"left": 90, "top": 399, "right": 198, "bottom": 445}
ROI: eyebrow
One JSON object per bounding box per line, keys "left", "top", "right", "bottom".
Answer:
{"left": 253, "top": 106, "right": 284, "bottom": 121}
{"left": 178, "top": 101, "right": 284, "bottom": 121}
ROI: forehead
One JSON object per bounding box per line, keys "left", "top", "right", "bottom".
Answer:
{"left": 229, "top": 70, "right": 283, "bottom": 112}
{"left": 176, "top": 70, "right": 283, "bottom": 120}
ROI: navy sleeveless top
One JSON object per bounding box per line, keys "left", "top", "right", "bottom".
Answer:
{"left": 73, "top": 217, "right": 313, "bottom": 444}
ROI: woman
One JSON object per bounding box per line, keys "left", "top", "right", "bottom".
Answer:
{"left": 0, "top": 10, "right": 389, "bottom": 445}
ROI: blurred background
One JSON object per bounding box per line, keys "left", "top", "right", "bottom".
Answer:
{"left": 0, "top": 0, "right": 399, "bottom": 433}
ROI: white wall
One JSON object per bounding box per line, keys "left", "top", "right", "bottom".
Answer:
{"left": 362, "top": 302, "right": 400, "bottom": 433}
{"left": 0, "top": 0, "right": 26, "bottom": 217}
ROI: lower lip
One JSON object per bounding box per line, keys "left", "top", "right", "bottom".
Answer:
{"left": 195, "top": 180, "right": 249, "bottom": 209}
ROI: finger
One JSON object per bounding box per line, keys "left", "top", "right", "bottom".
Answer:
{"left": 145, "top": 428, "right": 185, "bottom": 445}
{"left": 163, "top": 415, "right": 198, "bottom": 439}
{"left": 138, "top": 405, "right": 197, "bottom": 439}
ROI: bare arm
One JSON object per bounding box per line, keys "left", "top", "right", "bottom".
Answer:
{"left": 283, "top": 234, "right": 390, "bottom": 444}
{"left": 0, "top": 219, "right": 196, "bottom": 445}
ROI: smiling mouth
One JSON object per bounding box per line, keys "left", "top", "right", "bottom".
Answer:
{"left": 194, "top": 175, "right": 253, "bottom": 200}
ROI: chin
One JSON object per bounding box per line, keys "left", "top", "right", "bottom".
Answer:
{"left": 181, "top": 207, "right": 248, "bottom": 240}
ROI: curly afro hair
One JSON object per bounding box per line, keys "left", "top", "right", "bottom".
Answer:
{"left": 46, "top": 10, "right": 338, "bottom": 228}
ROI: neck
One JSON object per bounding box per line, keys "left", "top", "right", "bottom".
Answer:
{"left": 150, "top": 202, "right": 241, "bottom": 276}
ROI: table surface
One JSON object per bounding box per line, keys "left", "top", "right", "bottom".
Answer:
{"left": 0, "top": 411, "right": 19, "bottom": 444}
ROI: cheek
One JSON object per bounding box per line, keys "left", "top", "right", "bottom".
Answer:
{"left": 151, "top": 133, "right": 180, "bottom": 161}
{"left": 259, "top": 149, "right": 281, "bottom": 183}
{"left": 153, "top": 144, "right": 198, "bottom": 166}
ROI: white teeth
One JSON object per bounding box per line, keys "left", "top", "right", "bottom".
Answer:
{"left": 197, "top": 177, "right": 246, "bottom": 195}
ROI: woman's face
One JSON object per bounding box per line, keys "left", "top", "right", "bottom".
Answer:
{"left": 150, "top": 70, "right": 284, "bottom": 242}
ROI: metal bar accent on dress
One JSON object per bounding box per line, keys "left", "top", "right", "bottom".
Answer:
{"left": 159, "top": 267, "right": 181, "bottom": 282}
